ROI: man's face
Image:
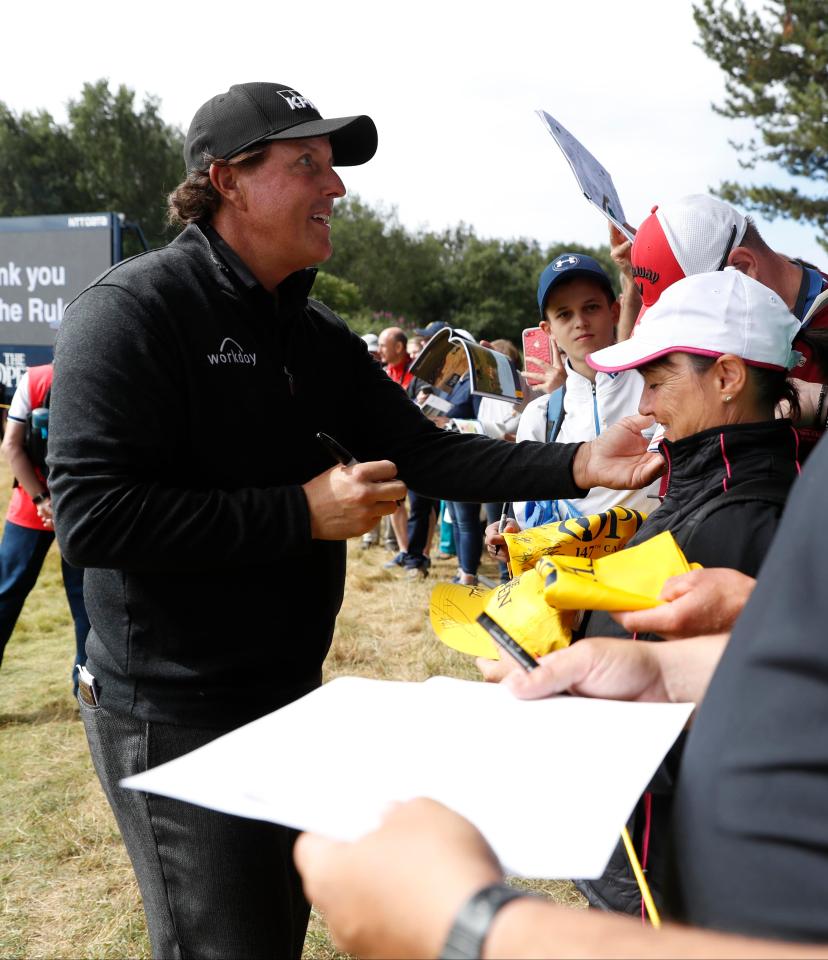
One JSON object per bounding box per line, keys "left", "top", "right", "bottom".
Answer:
{"left": 233, "top": 136, "right": 346, "bottom": 276}
{"left": 543, "top": 279, "right": 618, "bottom": 366}
{"left": 378, "top": 330, "right": 406, "bottom": 366}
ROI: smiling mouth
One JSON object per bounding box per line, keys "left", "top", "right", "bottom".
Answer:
{"left": 311, "top": 213, "right": 331, "bottom": 227}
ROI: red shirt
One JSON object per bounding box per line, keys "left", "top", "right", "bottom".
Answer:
{"left": 7, "top": 364, "right": 52, "bottom": 530}
{"left": 387, "top": 360, "right": 414, "bottom": 392}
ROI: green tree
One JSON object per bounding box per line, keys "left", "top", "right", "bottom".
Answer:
{"left": 67, "top": 81, "right": 185, "bottom": 252}
{"left": 0, "top": 80, "right": 184, "bottom": 254}
{"left": 694, "top": 0, "right": 828, "bottom": 251}
{"left": 326, "top": 196, "right": 451, "bottom": 326}
{"left": 0, "top": 106, "right": 85, "bottom": 216}
{"left": 322, "top": 194, "right": 618, "bottom": 341}
{"left": 312, "top": 271, "right": 364, "bottom": 319}
{"left": 442, "top": 230, "right": 548, "bottom": 342}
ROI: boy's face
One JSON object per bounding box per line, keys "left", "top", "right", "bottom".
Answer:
{"left": 541, "top": 278, "right": 619, "bottom": 366}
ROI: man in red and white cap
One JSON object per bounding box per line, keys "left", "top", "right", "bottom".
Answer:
{"left": 629, "top": 195, "right": 828, "bottom": 393}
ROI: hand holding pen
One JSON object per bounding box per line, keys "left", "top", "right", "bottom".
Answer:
{"left": 485, "top": 504, "right": 518, "bottom": 564}
{"left": 303, "top": 433, "right": 407, "bottom": 541}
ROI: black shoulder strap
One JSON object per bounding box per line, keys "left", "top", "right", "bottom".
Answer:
{"left": 680, "top": 477, "right": 791, "bottom": 551}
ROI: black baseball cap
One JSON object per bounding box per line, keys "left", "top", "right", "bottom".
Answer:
{"left": 184, "top": 82, "right": 378, "bottom": 173}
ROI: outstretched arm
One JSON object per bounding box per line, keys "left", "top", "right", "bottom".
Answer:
{"left": 295, "top": 798, "right": 827, "bottom": 959}
{"left": 571, "top": 414, "right": 664, "bottom": 491}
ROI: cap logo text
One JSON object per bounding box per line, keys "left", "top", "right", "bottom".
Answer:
{"left": 632, "top": 265, "right": 661, "bottom": 285}
{"left": 277, "top": 89, "right": 316, "bottom": 112}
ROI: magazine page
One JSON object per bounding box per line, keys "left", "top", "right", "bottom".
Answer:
{"left": 408, "top": 328, "right": 469, "bottom": 394}
{"left": 449, "top": 419, "right": 486, "bottom": 435}
{"left": 536, "top": 110, "right": 636, "bottom": 242}
{"left": 462, "top": 340, "right": 524, "bottom": 402}
{"left": 418, "top": 393, "right": 453, "bottom": 420}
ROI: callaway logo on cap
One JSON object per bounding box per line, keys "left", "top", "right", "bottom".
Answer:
{"left": 631, "top": 195, "right": 748, "bottom": 318}
{"left": 183, "top": 82, "right": 378, "bottom": 173}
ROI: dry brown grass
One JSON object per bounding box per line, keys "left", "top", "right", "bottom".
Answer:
{"left": 0, "top": 487, "right": 583, "bottom": 959}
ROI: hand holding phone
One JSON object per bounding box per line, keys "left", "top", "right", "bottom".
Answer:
{"left": 522, "top": 326, "right": 552, "bottom": 371}
{"left": 522, "top": 329, "right": 566, "bottom": 394}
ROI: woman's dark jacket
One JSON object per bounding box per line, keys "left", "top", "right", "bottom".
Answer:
{"left": 578, "top": 418, "right": 802, "bottom": 915}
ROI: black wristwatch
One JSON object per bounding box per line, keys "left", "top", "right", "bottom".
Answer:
{"left": 31, "top": 492, "right": 48, "bottom": 505}
{"left": 440, "top": 882, "right": 531, "bottom": 959}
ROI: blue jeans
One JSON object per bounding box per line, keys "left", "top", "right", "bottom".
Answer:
{"left": 404, "top": 492, "right": 438, "bottom": 568}
{"left": 0, "top": 519, "right": 90, "bottom": 691}
{"left": 447, "top": 501, "right": 484, "bottom": 576}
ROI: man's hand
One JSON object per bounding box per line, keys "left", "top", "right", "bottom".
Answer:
{"left": 609, "top": 223, "right": 633, "bottom": 281}
{"left": 476, "top": 655, "right": 517, "bottom": 683}
{"left": 522, "top": 338, "right": 566, "bottom": 394}
{"left": 35, "top": 495, "right": 54, "bottom": 530}
{"left": 505, "top": 637, "right": 669, "bottom": 703}
{"left": 613, "top": 568, "right": 755, "bottom": 639}
{"left": 302, "top": 460, "right": 407, "bottom": 540}
{"left": 505, "top": 633, "right": 728, "bottom": 706}
{"left": 572, "top": 414, "right": 664, "bottom": 491}
{"left": 484, "top": 517, "right": 519, "bottom": 561}
{"left": 294, "top": 798, "right": 502, "bottom": 959}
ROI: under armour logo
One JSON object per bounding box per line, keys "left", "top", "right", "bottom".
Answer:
{"left": 554, "top": 256, "right": 580, "bottom": 270}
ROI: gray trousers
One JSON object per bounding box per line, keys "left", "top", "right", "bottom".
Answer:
{"left": 79, "top": 696, "right": 310, "bottom": 960}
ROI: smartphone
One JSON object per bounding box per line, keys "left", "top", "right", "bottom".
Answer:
{"left": 522, "top": 326, "right": 552, "bottom": 369}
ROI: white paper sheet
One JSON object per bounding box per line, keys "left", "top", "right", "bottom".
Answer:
{"left": 536, "top": 110, "right": 636, "bottom": 242}
{"left": 122, "top": 676, "right": 692, "bottom": 879}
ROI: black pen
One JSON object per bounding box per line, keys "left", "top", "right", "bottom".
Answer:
{"left": 495, "top": 502, "right": 511, "bottom": 555}
{"left": 476, "top": 612, "right": 539, "bottom": 671}
{"left": 317, "top": 432, "right": 405, "bottom": 506}
{"left": 495, "top": 502, "right": 513, "bottom": 579}
{"left": 316, "top": 432, "right": 358, "bottom": 467}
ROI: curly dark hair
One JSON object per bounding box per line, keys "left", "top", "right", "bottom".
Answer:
{"left": 167, "top": 147, "right": 268, "bottom": 226}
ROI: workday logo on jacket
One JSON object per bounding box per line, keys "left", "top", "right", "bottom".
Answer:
{"left": 207, "top": 338, "right": 256, "bottom": 367}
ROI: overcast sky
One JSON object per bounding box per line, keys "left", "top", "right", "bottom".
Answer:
{"left": 4, "top": 0, "right": 823, "bottom": 266}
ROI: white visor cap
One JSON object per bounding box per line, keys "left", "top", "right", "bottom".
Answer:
{"left": 588, "top": 270, "right": 802, "bottom": 373}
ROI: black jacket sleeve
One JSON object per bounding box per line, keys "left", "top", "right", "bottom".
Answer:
{"left": 324, "top": 319, "right": 587, "bottom": 504}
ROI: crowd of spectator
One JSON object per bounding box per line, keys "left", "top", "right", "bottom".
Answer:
{"left": 29, "top": 73, "right": 828, "bottom": 960}
{"left": 299, "top": 191, "right": 828, "bottom": 958}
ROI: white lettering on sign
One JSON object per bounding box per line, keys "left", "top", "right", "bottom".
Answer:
{"left": 28, "top": 297, "right": 64, "bottom": 324}
{"left": 0, "top": 299, "right": 23, "bottom": 322}
{"left": 0, "top": 263, "right": 22, "bottom": 286}
{"left": 0, "top": 263, "right": 67, "bottom": 290}
{"left": 25, "top": 265, "right": 66, "bottom": 292}
{"left": 67, "top": 215, "right": 108, "bottom": 228}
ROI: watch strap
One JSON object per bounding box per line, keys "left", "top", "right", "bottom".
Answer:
{"left": 31, "top": 492, "right": 48, "bottom": 505}
{"left": 440, "top": 882, "right": 529, "bottom": 960}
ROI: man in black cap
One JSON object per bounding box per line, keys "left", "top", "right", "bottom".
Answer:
{"left": 48, "top": 82, "right": 661, "bottom": 959}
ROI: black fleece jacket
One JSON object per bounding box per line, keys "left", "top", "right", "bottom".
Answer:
{"left": 580, "top": 418, "right": 801, "bottom": 916}
{"left": 48, "top": 224, "right": 585, "bottom": 728}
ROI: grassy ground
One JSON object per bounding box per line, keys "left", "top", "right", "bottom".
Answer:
{"left": 0, "top": 488, "right": 583, "bottom": 959}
